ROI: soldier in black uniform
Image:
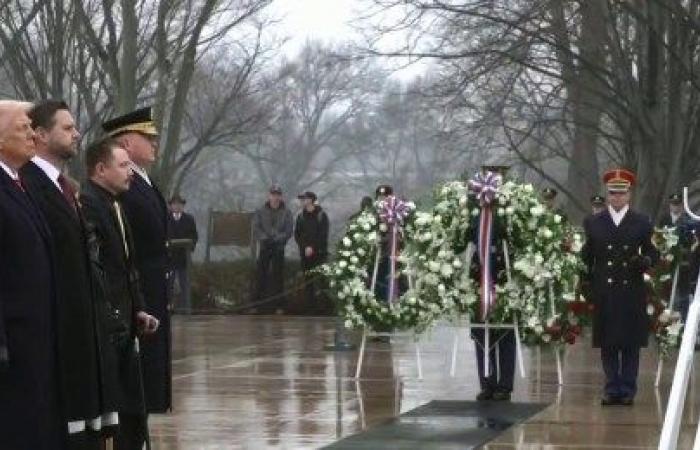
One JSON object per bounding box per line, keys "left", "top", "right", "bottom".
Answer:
{"left": 581, "top": 168, "right": 658, "bottom": 406}
{"left": 542, "top": 187, "right": 568, "bottom": 221}
{"left": 591, "top": 194, "right": 606, "bottom": 215}
{"left": 658, "top": 193, "right": 697, "bottom": 321}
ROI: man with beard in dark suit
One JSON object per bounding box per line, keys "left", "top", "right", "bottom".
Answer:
{"left": 581, "top": 168, "right": 659, "bottom": 406}
{"left": 22, "top": 100, "right": 112, "bottom": 449}
{"left": 80, "top": 137, "right": 160, "bottom": 450}
{"left": 102, "top": 107, "right": 172, "bottom": 415}
{"left": 0, "top": 100, "right": 63, "bottom": 449}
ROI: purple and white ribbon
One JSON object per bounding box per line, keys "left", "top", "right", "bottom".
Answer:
{"left": 468, "top": 171, "right": 502, "bottom": 207}
{"left": 468, "top": 171, "right": 502, "bottom": 320}
{"left": 378, "top": 196, "right": 411, "bottom": 304}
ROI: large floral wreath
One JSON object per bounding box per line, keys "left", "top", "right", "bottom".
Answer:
{"left": 648, "top": 227, "right": 685, "bottom": 356}
{"left": 319, "top": 197, "right": 454, "bottom": 332}
{"left": 405, "top": 177, "right": 587, "bottom": 345}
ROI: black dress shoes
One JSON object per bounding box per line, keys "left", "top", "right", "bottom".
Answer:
{"left": 618, "top": 396, "right": 634, "bottom": 406}
{"left": 476, "top": 390, "right": 493, "bottom": 401}
{"left": 492, "top": 390, "right": 512, "bottom": 401}
{"left": 600, "top": 395, "right": 619, "bottom": 406}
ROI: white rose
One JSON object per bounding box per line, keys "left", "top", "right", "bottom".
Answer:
{"left": 379, "top": 223, "right": 388, "bottom": 233}
{"left": 422, "top": 232, "right": 433, "bottom": 242}
{"left": 428, "top": 261, "right": 441, "bottom": 272}
{"left": 553, "top": 215, "right": 562, "bottom": 224}
{"left": 357, "top": 248, "right": 366, "bottom": 257}
{"left": 453, "top": 259, "right": 463, "bottom": 268}
{"left": 440, "top": 264, "right": 454, "bottom": 277}
{"left": 471, "top": 208, "right": 479, "bottom": 217}
{"left": 339, "top": 260, "right": 348, "bottom": 269}
{"left": 350, "top": 256, "right": 359, "bottom": 264}
{"left": 362, "top": 223, "right": 371, "bottom": 231}
{"left": 542, "top": 229, "right": 553, "bottom": 239}
{"left": 530, "top": 205, "right": 544, "bottom": 217}
{"left": 433, "top": 215, "right": 442, "bottom": 224}
{"left": 459, "top": 196, "right": 468, "bottom": 207}
{"left": 342, "top": 237, "right": 352, "bottom": 247}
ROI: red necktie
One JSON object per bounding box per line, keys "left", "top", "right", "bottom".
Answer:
{"left": 13, "top": 177, "right": 25, "bottom": 192}
{"left": 57, "top": 174, "right": 77, "bottom": 212}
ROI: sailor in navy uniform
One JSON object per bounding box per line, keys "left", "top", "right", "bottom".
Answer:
{"left": 581, "top": 168, "right": 659, "bottom": 406}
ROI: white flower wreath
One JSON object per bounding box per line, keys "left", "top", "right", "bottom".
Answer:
{"left": 648, "top": 226, "right": 684, "bottom": 357}
{"left": 406, "top": 179, "right": 587, "bottom": 346}
{"left": 319, "top": 199, "right": 452, "bottom": 331}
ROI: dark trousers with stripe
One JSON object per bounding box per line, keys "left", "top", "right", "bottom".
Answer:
{"left": 601, "top": 346, "right": 640, "bottom": 397}
{"left": 472, "top": 329, "right": 515, "bottom": 393}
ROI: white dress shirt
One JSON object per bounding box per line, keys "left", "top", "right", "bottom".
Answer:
{"left": 32, "top": 156, "right": 62, "bottom": 191}
{"left": 131, "top": 163, "right": 152, "bottom": 186}
{"left": 0, "top": 159, "right": 19, "bottom": 181}
{"left": 609, "top": 204, "right": 629, "bottom": 227}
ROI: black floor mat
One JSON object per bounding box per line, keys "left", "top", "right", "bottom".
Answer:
{"left": 322, "top": 400, "right": 548, "bottom": 450}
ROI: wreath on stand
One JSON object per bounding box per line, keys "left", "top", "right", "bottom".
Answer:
{"left": 648, "top": 226, "right": 684, "bottom": 357}
{"left": 404, "top": 173, "right": 588, "bottom": 346}
{"left": 319, "top": 196, "right": 453, "bottom": 332}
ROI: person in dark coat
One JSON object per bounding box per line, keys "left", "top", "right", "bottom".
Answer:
{"left": 294, "top": 191, "right": 329, "bottom": 313}
{"left": 80, "top": 138, "right": 160, "bottom": 450}
{"left": 22, "top": 100, "right": 109, "bottom": 449}
{"left": 658, "top": 193, "right": 697, "bottom": 321}
{"left": 581, "top": 168, "right": 659, "bottom": 406}
{"left": 0, "top": 100, "right": 63, "bottom": 449}
{"left": 542, "top": 187, "right": 568, "bottom": 221}
{"left": 167, "top": 194, "right": 198, "bottom": 314}
{"left": 103, "top": 107, "right": 172, "bottom": 415}
{"left": 470, "top": 213, "right": 515, "bottom": 401}
{"left": 252, "top": 184, "right": 294, "bottom": 313}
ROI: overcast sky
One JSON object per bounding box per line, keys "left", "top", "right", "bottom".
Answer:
{"left": 272, "top": 0, "right": 428, "bottom": 80}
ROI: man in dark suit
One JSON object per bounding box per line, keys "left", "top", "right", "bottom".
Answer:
{"left": 581, "top": 168, "right": 659, "bottom": 406}
{"left": 102, "top": 107, "right": 172, "bottom": 414}
{"left": 167, "top": 194, "right": 198, "bottom": 314}
{"left": 22, "top": 100, "right": 109, "bottom": 449}
{"left": 80, "top": 137, "right": 159, "bottom": 450}
{"left": 294, "top": 191, "right": 329, "bottom": 313}
{"left": 0, "top": 100, "right": 63, "bottom": 449}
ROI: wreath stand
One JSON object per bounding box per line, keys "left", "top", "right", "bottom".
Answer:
{"left": 654, "top": 264, "right": 682, "bottom": 388}
{"left": 448, "top": 241, "right": 565, "bottom": 385}
{"left": 354, "top": 233, "right": 423, "bottom": 380}
{"left": 354, "top": 329, "right": 423, "bottom": 379}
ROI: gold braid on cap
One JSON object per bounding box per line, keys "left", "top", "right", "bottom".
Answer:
{"left": 107, "top": 121, "right": 158, "bottom": 137}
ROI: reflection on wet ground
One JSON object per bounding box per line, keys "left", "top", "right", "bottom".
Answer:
{"left": 149, "top": 316, "right": 700, "bottom": 449}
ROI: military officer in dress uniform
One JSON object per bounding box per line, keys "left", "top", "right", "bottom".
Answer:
{"left": 581, "top": 168, "right": 658, "bottom": 406}
{"left": 473, "top": 166, "right": 515, "bottom": 401}
{"left": 659, "top": 192, "right": 697, "bottom": 321}
{"left": 102, "top": 108, "right": 172, "bottom": 416}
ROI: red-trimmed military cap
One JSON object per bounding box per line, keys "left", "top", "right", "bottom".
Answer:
{"left": 603, "top": 168, "right": 636, "bottom": 193}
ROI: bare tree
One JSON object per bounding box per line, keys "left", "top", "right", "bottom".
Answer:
{"left": 362, "top": 0, "right": 700, "bottom": 220}
{"left": 0, "top": 0, "right": 275, "bottom": 194}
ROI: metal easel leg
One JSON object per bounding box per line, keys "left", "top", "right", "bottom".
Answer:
{"left": 355, "top": 329, "right": 367, "bottom": 379}
{"left": 415, "top": 338, "right": 423, "bottom": 380}
{"left": 450, "top": 328, "right": 459, "bottom": 377}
